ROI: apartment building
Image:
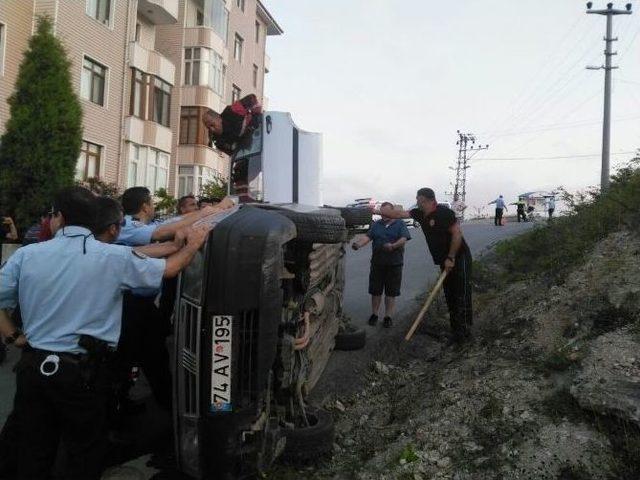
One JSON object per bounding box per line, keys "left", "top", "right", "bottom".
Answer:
{"left": 0, "top": 0, "right": 282, "bottom": 197}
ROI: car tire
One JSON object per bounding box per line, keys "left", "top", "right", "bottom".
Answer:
{"left": 334, "top": 325, "right": 366, "bottom": 351}
{"left": 276, "top": 210, "right": 347, "bottom": 244}
{"left": 281, "top": 407, "right": 335, "bottom": 464}
{"left": 334, "top": 207, "right": 372, "bottom": 228}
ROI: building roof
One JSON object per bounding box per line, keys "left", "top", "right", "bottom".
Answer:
{"left": 257, "top": 0, "right": 284, "bottom": 35}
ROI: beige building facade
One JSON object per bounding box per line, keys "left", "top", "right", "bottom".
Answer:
{"left": 0, "top": 0, "right": 281, "bottom": 197}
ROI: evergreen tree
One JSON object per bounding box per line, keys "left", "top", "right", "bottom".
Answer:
{"left": 0, "top": 16, "right": 82, "bottom": 232}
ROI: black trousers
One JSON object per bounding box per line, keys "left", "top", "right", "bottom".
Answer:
{"left": 117, "top": 293, "right": 172, "bottom": 412}
{"left": 442, "top": 251, "right": 473, "bottom": 340}
{"left": 517, "top": 209, "right": 526, "bottom": 222}
{"left": 494, "top": 208, "right": 504, "bottom": 226}
{"left": 6, "top": 350, "right": 110, "bottom": 480}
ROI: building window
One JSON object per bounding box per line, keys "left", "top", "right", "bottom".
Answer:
{"left": 184, "top": 47, "right": 225, "bottom": 96}
{"left": 184, "top": 47, "right": 201, "bottom": 86}
{"left": 236, "top": 0, "right": 245, "bottom": 12}
{"left": 233, "top": 34, "right": 243, "bottom": 62}
{"left": 178, "top": 165, "right": 214, "bottom": 196}
{"left": 147, "top": 149, "right": 169, "bottom": 192}
{"left": 130, "top": 69, "right": 146, "bottom": 118}
{"left": 86, "top": 0, "right": 111, "bottom": 26}
{"left": 128, "top": 144, "right": 144, "bottom": 187}
{"left": 232, "top": 84, "right": 241, "bottom": 103}
{"left": 151, "top": 77, "right": 171, "bottom": 127}
{"left": 81, "top": 57, "right": 107, "bottom": 106}
{"left": 189, "top": 0, "right": 228, "bottom": 43}
{"left": 208, "top": 51, "right": 225, "bottom": 96}
{"left": 76, "top": 141, "right": 102, "bottom": 180}
{"left": 0, "top": 24, "right": 5, "bottom": 76}
{"left": 252, "top": 64, "right": 258, "bottom": 88}
{"left": 255, "top": 21, "right": 260, "bottom": 43}
{"left": 179, "top": 107, "right": 204, "bottom": 145}
{"left": 134, "top": 22, "right": 141, "bottom": 42}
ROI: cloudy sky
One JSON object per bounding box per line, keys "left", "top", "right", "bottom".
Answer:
{"left": 263, "top": 0, "right": 640, "bottom": 213}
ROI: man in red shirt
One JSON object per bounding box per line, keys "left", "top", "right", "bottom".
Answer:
{"left": 203, "top": 94, "right": 263, "bottom": 155}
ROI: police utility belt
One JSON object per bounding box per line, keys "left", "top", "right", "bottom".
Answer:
{"left": 23, "top": 335, "right": 115, "bottom": 380}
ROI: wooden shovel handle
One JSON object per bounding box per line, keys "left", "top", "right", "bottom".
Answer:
{"left": 405, "top": 270, "right": 448, "bottom": 341}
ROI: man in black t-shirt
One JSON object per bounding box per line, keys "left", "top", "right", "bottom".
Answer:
{"left": 377, "top": 188, "right": 473, "bottom": 344}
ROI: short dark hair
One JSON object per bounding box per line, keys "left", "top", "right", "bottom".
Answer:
{"left": 381, "top": 201, "right": 394, "bottom": 209}
{"left": 416, "top": 188, "right": 436, "bottom": 200}
{"left": 94, "top": 197, "right": 123, "bottom": 235}
{"left": 198, "top": 197, "right": 221, "bottom": 206}
{"left": 178, "top": 195, "right": 196, "bottom": 212}
{"left": 121, "top": 187, "right": 151, "bottom": 215}
{"left": 52, "top": 186, "right": 97, "bottom": 229}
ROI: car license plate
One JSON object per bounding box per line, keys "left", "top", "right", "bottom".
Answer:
{"left": 211, "top": 315, "right": 232, "bottom": 412}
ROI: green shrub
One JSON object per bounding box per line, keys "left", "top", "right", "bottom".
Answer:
{"left": 494, "top": 158, "right": 640, "bottom": 281}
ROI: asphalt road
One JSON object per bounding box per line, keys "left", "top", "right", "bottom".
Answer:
{"left": 0, "top": 217, "right": 534, "bottom": 478}
{"left": 342, "top": 219, "right": 534, "bottom": 325}
{"left": 310, "top": 218, "right": 535, "bottom": 403}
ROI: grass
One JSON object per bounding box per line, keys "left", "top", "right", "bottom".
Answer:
{"left": 493, "top": 159, "right": 640, "bottom": 282}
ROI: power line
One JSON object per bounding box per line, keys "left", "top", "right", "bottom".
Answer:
{"left": 474, "top": 150, "right": 636, "bottom": 162}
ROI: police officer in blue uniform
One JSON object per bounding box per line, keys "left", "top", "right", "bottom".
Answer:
{"left": 0, "top": 187, "right": 210, "bottom": 479}
{"left": 115, "top": 187, "right": 231, "bottom": 412}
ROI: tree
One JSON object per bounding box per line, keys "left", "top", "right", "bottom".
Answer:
{"left": 81, "top": 177, "right": 120, "bottom": 198}
{"left": 154, "top": 188, "right": 177, "bottom": 214}
{"left": 201, "top": 177, "right": 228, "bottom": 200}
{"left": 0, "top": 16, "right": 82, "bottom": 231}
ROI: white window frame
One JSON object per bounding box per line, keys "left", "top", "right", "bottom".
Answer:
{"left": 184, "top": 47, "right": 201, "bottom": 86}
{"left": 0, "top": 23, "right": 6, "bottom": 77}
{"left": 85, "top": 0, "right": 114, "bottom": 28}
{"left": 81, "top": 55, "right": 109, "bottom": 107}
{"left": 178, "top": 165, "right": 214, "bottom": 196}
{"left": 232, "top": 84, "right": 241, "bottom": 103}
{"left": 146, "top": 149, "right": 169, "bottom": 193}
{"left": 233, "top": 33, "right": 243, "bottom": 63}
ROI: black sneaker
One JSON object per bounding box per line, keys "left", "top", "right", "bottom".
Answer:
{"left": 368, "top": 314, "right": 378, "bottom": 326}
{"left": 383, "top": 316, "right": 392, "bottom": 328}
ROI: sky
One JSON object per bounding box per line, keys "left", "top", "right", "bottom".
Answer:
{"left": 261, "top": 0, "right": 640, "bottom": 214}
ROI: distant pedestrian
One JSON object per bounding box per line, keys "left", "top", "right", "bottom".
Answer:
{"left": 515, "top": 197, "right": 527, "bottom": 223}
{"left": 489, "top": 195, "right": 507, "bottom": 226}
{"left": 377, "top": 188, "right": 473, "bottom": 345}
{"left": 547, "top": 196, "right": 556, "bottom": 221}
{"left": 352, "top": 202, "right": 411, "bottom": 328}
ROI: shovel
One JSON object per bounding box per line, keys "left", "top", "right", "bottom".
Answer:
{"left": 405, "top": 270, "right": 448, "bottom": 341}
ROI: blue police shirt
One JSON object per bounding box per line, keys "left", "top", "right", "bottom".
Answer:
{"left": 367, "top": 219, "right": 411, "bottom": 266}
{"left": 0, "top": 226, "right": 166, "bottom": 353}
{"left": 116, "top": 215, "right": 164, "bottom": 297}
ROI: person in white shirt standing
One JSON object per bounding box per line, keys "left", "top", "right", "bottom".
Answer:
{"left": 488, "top": 195, "right": 507, "bottom": 227}
{"left": 547, "top": 196, "right": 556, "bottom": 221}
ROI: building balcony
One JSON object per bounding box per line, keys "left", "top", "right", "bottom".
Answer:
{"left": 138, "top": 0, "right": 178, "bottom": 24}
{"left": 124, "top": 116, "right": 173, "bottom": 153}
{"left": 180, "top": 86, "right": 226, "bottom": 113}
{"left": 176, "top": 144, "right": 229, "bottom": 176}
{"left": 183, "top": 27, "right": 228, "bottom": 60}
{"left": 129, "top": 42, "right": 176, "bottom": 85}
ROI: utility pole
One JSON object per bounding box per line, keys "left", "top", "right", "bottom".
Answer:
{"left": 586, "top": 2, "right": 632, "bottom": 191}
{"left": 452, "top": 131, "right": 489, "bottom": 207}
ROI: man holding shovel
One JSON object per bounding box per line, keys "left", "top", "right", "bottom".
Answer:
{"left": 376, "top": 188, "right": 473, "bottom": 345}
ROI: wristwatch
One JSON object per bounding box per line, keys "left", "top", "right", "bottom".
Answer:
{"left": 5, "top": 330, "right": 23, "bottom": 345}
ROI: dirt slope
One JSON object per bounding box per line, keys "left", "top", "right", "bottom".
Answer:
{"left": 270, "top": 231, "right": 640, "bottom": 480}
